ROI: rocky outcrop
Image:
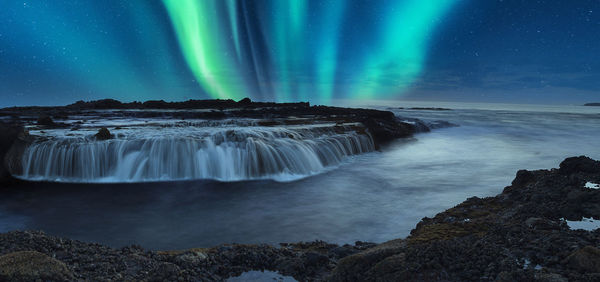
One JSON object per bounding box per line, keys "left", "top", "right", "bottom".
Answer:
{"left": 0, "top": 157, "right": 599, "bottom": 281}
{"left": 0, "top": 231, "right": 367, "bottom": 281}
{"left": 0, "top": 123, "right": 26, "bottom": 184}
{"left": 330, "top": 156, "right": 600, "bottom": 281}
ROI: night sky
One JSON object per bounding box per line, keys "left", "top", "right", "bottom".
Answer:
{"left": 1, "top": 0, "right": 599, "bottom": 107}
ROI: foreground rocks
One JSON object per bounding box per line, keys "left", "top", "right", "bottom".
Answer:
{"left": 0, "top": 156, "right": 599, "bottom": 281}
{"left": 331, "top": 156, "right": 600, "bottom": 281}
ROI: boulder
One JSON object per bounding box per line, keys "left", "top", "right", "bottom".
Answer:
{"left": 95, "top": 127, "right": 113, "bottom": 140}
{"left": 559, "top": 156, "right": 600, "bottom": 175}
{"left": 0, "top": 251, "right": 74, "bottom": 281}
{"left": 36, "top": 115, "right": 55, "bottom": 126}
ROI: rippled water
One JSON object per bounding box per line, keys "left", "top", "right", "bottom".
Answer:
{"left": 1, "top": 102, "right": 599, "bottom": 250}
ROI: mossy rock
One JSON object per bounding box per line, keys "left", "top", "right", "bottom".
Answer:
{"left": 0, "top": 251, "right": 74, "bottom": 281}
{"left": 408, "top": 222, "right": 489, "bottom": 244}
{"left": 328, "top": 239, "right": 405, "bottom": 281}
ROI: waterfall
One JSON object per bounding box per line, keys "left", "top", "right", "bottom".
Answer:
{"left": 16, "top": 125, "right": 374, "bottom": 183}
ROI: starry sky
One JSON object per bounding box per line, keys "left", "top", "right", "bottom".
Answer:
{"left": 0, "top": 0, "right": 599, "bottom": 107}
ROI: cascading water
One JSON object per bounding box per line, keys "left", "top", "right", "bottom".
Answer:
{"left": 16, "top": 123, "right": 375, "bottom": 183}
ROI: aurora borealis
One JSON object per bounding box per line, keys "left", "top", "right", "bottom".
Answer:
{"left": 1, "top": 0, "right": 599, "bottom": 106}
{"left": 162, "top": 0, "right": 457, "bottom": 102}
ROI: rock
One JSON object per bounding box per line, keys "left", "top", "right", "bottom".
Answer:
{"left": 559, "top": 156, "right": 600, "bottom": 175}
{"left": 361, "top": 115, "right": 415, "bottom": 147}
{"left": 328, "top": 239, "right": 405, "bottom": 281}
{"left": 94, "top": 127, "right": 113, "bottom": 140}
{"left": 36, "top": 115, "right": 55, "bottom": 126}
{"left": 512, "top": 170, "right": 535, "bottom": 187}
{"left": 564, "top": 246, "right": 600, "bottom": 273}
{"left": 0, "top": 123, "right": 25, "bottom": 183}
{"left": 304, "top": 252, "right": 329, "bottom": 267}
{"left": 147, "top": 262, "right": 182, "bottom": 281}
{"left": 534, "top": 272, "right": 568, "bottom": 282}
{"left": 0, "top": 251, "right": 74, "bottom": 281}
{"left": 238, "top": 97, "right": 252, "bottom": 104}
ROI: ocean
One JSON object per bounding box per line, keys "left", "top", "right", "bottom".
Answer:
{"left": 1, "top": 101, "right": 599, "bottom": 250}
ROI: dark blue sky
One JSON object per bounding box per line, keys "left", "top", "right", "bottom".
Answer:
{"left": 0, "top": 0, "right": 599, "bottom": 106}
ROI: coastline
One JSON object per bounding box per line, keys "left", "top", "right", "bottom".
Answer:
{"left": 0, "top": 156, "right": 599, "bottom": 281}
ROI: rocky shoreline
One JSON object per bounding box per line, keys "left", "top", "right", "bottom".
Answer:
{"left": 0, "top": 156, "right": 598, "bottom": 281}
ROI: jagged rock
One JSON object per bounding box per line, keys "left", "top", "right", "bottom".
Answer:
{"left": 330, "top": 156, "right": 600, "bottom": 281}
{"left": 512, "top": 169, "right": 535, "bottom": 187}
{"left": 0, "top": 251, "right": 74, "bottom": 281}
{"left": 559, "top": 156, "right": 600, "bottom": 175}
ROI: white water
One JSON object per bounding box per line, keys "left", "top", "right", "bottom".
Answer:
{"left": 585, "top": 182, "right": 599, "bottom": 189}
{"left": 18, "top": 122, "right": 374, "bottom": 183}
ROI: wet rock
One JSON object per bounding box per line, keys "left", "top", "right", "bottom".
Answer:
{"left": 0, "top": 251, "right": 74, "bottom": 281}
{"left": 0, "top": 123, "right": 26, "bottom": 183}
{"left": 95, "top": 127, "right": 113, "bottom": 140}
{"left": 36, "top": 115, "right": 55, "bottom": 126}
{"left": 361, "top": 115, "right": 415, "bottom": 146}
{"left": 564, "top": 246, "right": 600, "bottom": 273}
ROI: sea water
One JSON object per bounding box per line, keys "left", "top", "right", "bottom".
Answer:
{"left": 1, "top": 102, "right": 599, "bottom": 250}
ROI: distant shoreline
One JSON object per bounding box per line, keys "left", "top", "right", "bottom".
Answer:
{"left": 584, "top": 103, "right": 600, "bottom": 106}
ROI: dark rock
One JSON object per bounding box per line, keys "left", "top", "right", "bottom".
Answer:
{"left": 304, "top": 252, "right": 329, "bottom": 267}
{"left": 559, "top": 156, "right": 600, "bottom": 175}
{"left": 238, "top": 97, "right": 252, "bottom": 104}
{"left": 0, "top": 123, "right": 26, "bottom": 183}
{"left": 512, "top": 170, "right": 535, "bottom": 187}
{"left": 330, "top": 156, "right": 600, "bottom": 281}
{"left": 361, "top": 115, "right": 415, "bottom": 146}
{"left": 564, "top": 246, "right": 600, "bottom": 273}
{"left": 36, "top": 115, "right": 55, "bottom": 126}
{"left": 0, "top": 251, "right": 74, "bottom": 281}
{"left": 95, "top": 127, "right": 113, "bottom": 140}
